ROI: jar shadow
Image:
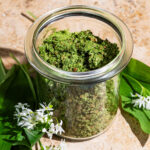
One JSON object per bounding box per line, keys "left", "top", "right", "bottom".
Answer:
{"left": 43, "top": 134, "right": 85, "bottom": 143}
{"left": 120, "top": 106, "right": 149, "bottom": 147}
{"left": 0, "top": 47, "right": 24, "bottom": 58}
{"left": 0, "top": 47, "right": 25, "bottom": 68}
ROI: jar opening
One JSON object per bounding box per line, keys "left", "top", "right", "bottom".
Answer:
{"left": 25, "top": 5, "right": 133, "bottom": 84}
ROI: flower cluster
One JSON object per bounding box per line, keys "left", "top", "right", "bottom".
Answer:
{"left": 14, "top": 102, "right": 64, "bottom": 139}
{"left": 42, "top": 140, "right": 66, "bottom": 150}
{"left": 131, "top": 93, "right": 150, "bottom": 110}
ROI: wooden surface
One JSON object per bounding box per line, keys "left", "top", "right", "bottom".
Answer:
{"left": 0, "top": 0, "right": 150, "bottom": 150}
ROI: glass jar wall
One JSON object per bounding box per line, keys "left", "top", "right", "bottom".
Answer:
{"left": 25, "top": 5, "right": 133, "bottom": 140}
{"left": 36, "top": 75, "right": 119, "bottom": 139}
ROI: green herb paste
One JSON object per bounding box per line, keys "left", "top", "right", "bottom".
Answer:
{"left": 39, "top": 30, "right": 119, "bottom": 72}
{"left": 38, "top": 30, "right": 119, "bottom": 138}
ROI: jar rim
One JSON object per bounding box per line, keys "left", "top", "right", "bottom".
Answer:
{"left": 25, "top": 5, "right": 133, "bottom": 84}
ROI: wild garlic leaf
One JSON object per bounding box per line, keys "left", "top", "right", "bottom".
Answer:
{"left": 0, "top": 135, "right": 11, "bottom": 150}
{"left": 11, "top": 145, "right": 32, "bottom": 150}
{"left": 143, "top": 109, "right": 150, "bottom": 120}
{"left": 121, "top": 95, "right": 150, "bottom": 133}
{"left": 120, "top": 58, "right": 150, "bottom": 134}
{"left": 119, "top": 74, "right": 133, "bottom": 97}
{"left": 121, "top": 72, "right": 150, "bottom": 96}
{"left": 140, "top": 81, "right": 150, "bottom": 91}
{"left": 24, "top": 129, "right": 43, "bottom": 147}
{"left": 0, "top": 65, "right": 35, "bottom": 115}
{"left": 0, "top": 66, "right": 17, "bottom": 113}
{"left": 0, "top": 58, "right": 6, "bottom": 83}
{"left": 0, "top": 59, "right": 40, "bottom": 149}
{"left": 0, "top": 119, "right": 12, "bottom": 150}
{"left": 10, "top": 54, "right": 37, "bottom": 101}
{"left": 123, "top": 58, "right": 150, "bottom": 83}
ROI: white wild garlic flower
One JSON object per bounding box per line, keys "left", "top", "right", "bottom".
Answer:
{"left": 131, "top": 93, "right": 150, "bottom": 110}
{"left": 14, "top": 102, "right": 64, "bottom": 138}
{"left": 42, "top": 140, "right": 66, "bottom": 150}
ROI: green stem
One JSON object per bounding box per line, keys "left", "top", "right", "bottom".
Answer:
{"left": 27, "top": 11, "right": 38, "bottom": 20}
{"left": 39, "top": 140, "right": 44, "bottom": 150}
{"left": 52, "top": 117, "right": 59, "bottom": 124}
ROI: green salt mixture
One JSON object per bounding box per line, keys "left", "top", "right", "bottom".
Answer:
{"left": 39, "top": 30, "right": 119, "bottom": 72}
{"left": 38, "top": 30, "right": 119, "bottom": 138}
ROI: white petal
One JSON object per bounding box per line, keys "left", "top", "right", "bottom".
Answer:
{"left": 60, "top": 139, "right": 67, "bottom": 150}
{"left": 146, "top": 102, "right": 150, "bottom": 110}
{"left": 18, "top": 121, "right": 25, "bottom": 126}
{"left": 60, "top": 120, "right": 63, "bottom": 126}
{"left": 42, "top": 128, "right": 47, "bottom": 133}
{"left": 49, "top": 112, "right": 53, "bottom": 116}
{"left": 40, "top": 103, "right": 45, "bottom": 109}
{"left": 131, "top": 93, "right": 136, "bottom": 97}
{"left": 47, "top": 132, "right": 53, "bottom": 139}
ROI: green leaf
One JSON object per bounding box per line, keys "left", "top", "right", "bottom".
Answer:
{"left": 0, "top": 122, "right": 12, "bottom": 150}
{"left": 120, "top": 58, "right": 150, "bottom": 134}
{"left": 123, "top": 58, "right": 150, "bottom": 83}
{"left": 10, "top": 54, "right": 37, "bottom": 101}
{"left": 4, "top": 139, "right": 30, "bottom": 147}
{"left": 119, "top": 74, "right": 133, "bottom": 97}
{"left": 121, "top": 72, "right": 150, "bottom": 96}
{"left": 11, "top": 145, "right": 32, "bottom": 150}
{"left": 0, "top": 135, "right": 12, "bottom": 150}
{"left": 0, "top": 61, "right": 39, "bottom": 149}
{"left": 0, "top": 58, "right": 6, "bottom": 83}
{"left": 140, "top": 81, "right": 150, "bottom": 91}
{"left": 32, "top": 74, "right": 41, "bottom": 104}
{"left": 24, "top": 129, "right": 43, "bottom": 147}
{"left": 121, "top": 96, "right": 150, "bottom": 134}
{"left": 143, "top": 109, "right": 150, "bottom": 120}
{"left": 0, "top": 57, "right": 46, "bottom": 149}
{"left": 0, "top": 65, "right": 36, "bottom": 115}
{"left": 0, "top": 66, "right": 17, "bottom": 112}
{"left": 0, "top": 118, "right": 31, "bottom": 149}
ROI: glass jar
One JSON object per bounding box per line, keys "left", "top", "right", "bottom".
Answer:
{"left": 25, "top": 5, "right": 133, "bottom": 140}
